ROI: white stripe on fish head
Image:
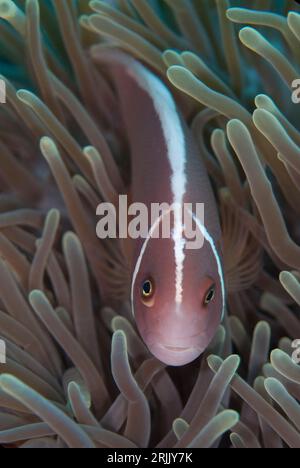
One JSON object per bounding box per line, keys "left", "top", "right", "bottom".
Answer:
{"left": 128, "top": 63, "right": 187, "bottom": 308}
{"left": 131, "top": 209, "right": 172, "bottom": 317}
{"left": 189, "top": 210, "right": 226, "bottom": 320}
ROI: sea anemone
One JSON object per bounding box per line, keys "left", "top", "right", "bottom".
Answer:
{"left": 0, "top": 0, "right": 300, "bottom": 449}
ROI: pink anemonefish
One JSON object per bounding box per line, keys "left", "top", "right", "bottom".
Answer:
{"left": 94, "top": 51, "right": 225, "bottom": 366}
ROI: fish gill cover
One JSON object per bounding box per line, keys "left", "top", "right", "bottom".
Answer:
{"left": 0, "top": 0, "right": 299, "bottom": 449}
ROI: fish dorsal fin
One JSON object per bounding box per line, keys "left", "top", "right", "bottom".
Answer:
{"left": 221, "top": 189, "right": 263, "bottom": 294}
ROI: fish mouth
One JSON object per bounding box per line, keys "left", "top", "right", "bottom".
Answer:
{"left": 148, "top": 343, "right": 202, "bottom": 366}
{"left": 161, "top": 345, "right": 195, "bottom": 353}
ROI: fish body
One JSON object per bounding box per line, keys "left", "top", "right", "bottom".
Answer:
{"left": 108, "top": 54, "right": 225, "bottom": 366}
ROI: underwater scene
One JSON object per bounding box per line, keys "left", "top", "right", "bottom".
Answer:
{"left": 0, "top": 0, "right": 300, "bottom": 451}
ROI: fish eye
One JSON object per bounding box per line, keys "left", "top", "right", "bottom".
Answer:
{"left": 203, "top": 284, "right": 216, "bottom": 306}
{"left": 141, "top": 279, "right": 155, "bottom": 305}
